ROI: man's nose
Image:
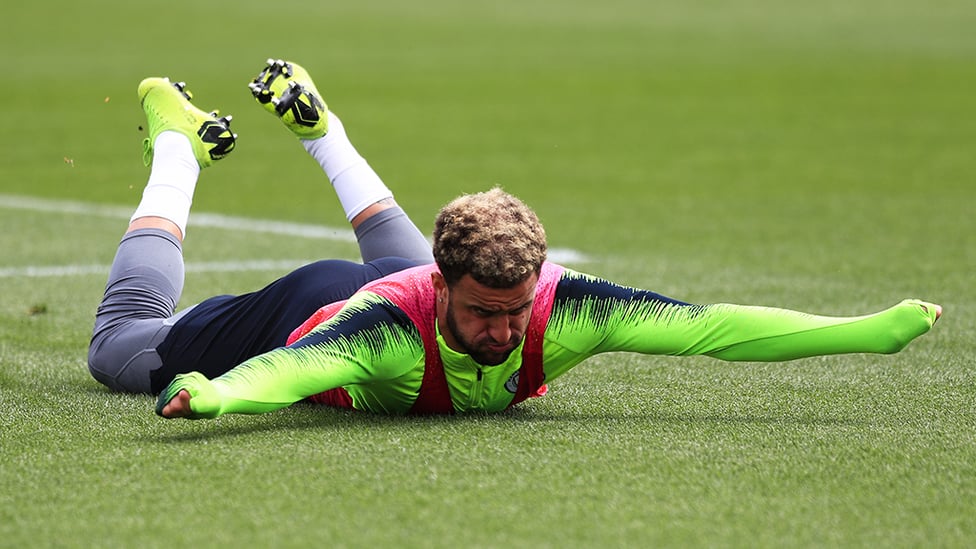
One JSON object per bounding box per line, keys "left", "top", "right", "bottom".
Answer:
{"left": 486, "top": 314, "right": 512, "bottom": 343}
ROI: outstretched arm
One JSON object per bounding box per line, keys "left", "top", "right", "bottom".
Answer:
{"left": 547, "top": 271, "right": 941, "bottom": 362}
{"left": 155, "top": 293, "right": 424, "bottom": 420}
{"left": 682, "top": 299, "right": 940, "bottom": 361}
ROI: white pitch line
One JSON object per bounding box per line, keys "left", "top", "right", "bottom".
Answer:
{"left": 0, "top": 193, "right": 358, "bottom": 242}
{"left": 0, "top": 260, "right": 332, "bottom": 279}
{"left": 0, "top": 193, "right": 589, "bottom": 278}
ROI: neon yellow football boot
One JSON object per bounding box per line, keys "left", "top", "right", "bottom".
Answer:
{"left": 138, "top": 77, "right": 237, "bottom": 168}
{"left": 248, "top": 59, "right": 329, "bottom": 139}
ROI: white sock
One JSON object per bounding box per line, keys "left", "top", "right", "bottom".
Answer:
{"left": 302, "top": 111, "right": 394, "bottom": 221}
{"left": 130, "top": 131, "right": 200, "bottom": 236}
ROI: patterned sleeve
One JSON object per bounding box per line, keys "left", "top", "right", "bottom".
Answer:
{"left": 545, "top": 269, "right": 938, "bottom": 362}
{"left": 201, "top": 292, "right": 425, "bottom": 416}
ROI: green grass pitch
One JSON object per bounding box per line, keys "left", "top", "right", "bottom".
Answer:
{"left": 1, "top": 1, "right": 974, "bottom": 547}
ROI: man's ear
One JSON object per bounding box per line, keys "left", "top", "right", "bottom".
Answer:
{"left": 431, "top": 272, "right": 448, "bottom": 300}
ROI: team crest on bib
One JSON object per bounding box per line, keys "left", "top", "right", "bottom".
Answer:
{"left": 505, "top": 371, "right": 520, "bottom": 393}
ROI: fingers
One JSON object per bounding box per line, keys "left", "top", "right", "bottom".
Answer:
{"left": 161, "top": 389, "right": 193, "bottom": 418}
{"left": 917, "top": 301, "right": 943, "bottom": 324}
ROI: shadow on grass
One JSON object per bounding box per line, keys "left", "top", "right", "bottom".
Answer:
{"left": 143, "top": 399, "right": 862, "bottom": 444}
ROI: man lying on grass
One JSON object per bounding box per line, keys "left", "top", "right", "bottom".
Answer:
{"left": 85, "top": 59, "right": 942, "bottom": 419}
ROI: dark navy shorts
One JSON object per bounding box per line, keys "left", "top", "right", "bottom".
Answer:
{"left": 150, "top": 257, "right": 418, "bottom": 393}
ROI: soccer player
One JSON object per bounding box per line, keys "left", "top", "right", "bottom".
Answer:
{"left": 88, "top": 60, "right": 434, "bottom": 394}
{"left": 86, "top": 59, "right": 942, "bottom": 418}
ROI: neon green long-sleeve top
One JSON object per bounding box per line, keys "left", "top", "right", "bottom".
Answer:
{"left": 157, "top": 266, "right": 939, "bottom": 419}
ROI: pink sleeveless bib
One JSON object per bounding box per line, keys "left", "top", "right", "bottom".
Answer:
{"left": 290, "top": 262, "right": 564, "bottom": 414}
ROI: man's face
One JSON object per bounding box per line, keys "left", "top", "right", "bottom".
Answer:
{"left": 433, "top": 273, "right": 538, "bottom": 366}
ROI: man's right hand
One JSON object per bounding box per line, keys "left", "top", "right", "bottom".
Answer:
{"left": 159, "top": 389, "right": 193, "bottom": 418}
{"left": 154, "top": 372, "right": 220, "bottom": 419}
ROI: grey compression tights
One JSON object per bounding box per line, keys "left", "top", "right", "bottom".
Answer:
{"left": 88, "top": 205, "right": 433, "bottom": 393}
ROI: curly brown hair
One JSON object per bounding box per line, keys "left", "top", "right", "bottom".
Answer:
{"left": 432, "top": 188, "right": 548, "bottom": 288}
